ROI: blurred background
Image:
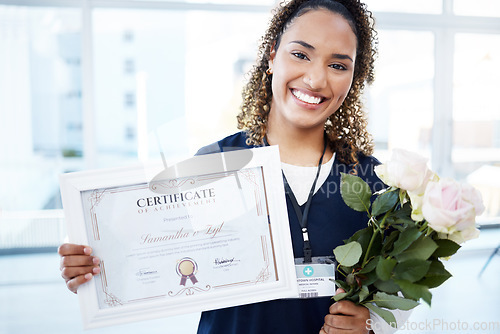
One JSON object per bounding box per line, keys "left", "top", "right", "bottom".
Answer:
{"left": 0, "top": 0, "right": 499, "bottom": 333}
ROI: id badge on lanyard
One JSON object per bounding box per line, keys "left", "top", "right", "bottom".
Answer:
{"left": 265, "top": 136, "right": 337, "bottom": 299}
{"left": 280, "top": 139, "right": 336, "bottom": 299}
{"left": 294, "top": 256, "right": 336, "bottom": 299}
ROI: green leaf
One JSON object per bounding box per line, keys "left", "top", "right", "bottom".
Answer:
{"left": 388, "top": 217, "right": 415, "bottom": 231}
{"left": 382, "top": 230, "right": 399, "bottom": 253}
{"left": 432, "top": 239, "right": 461, "bottom": 258}
{"left": 332, "top": 292, "right": 349, "bottom": 302}
{"left": 372, "top": 291, "right": 420, "bottom": 310}
{"left": 360, "top": 269, "right": 378, "bottom": 286}
{"left": 394, "top": 259, "right": 431, "bottom": 282}
{"left": 359, "top": 285, "right": 370, "bottom": 302}
{"left": 374, "top": 279, "right": 401, "bottom": 294}
{"left": 391, "top": 224, "right": 406, "bottom": 232}
{"left": 334, "top": 241, "right": 362, "bottom": 267}
{"left": 371, "top": 190, "right": 399, "bottom": 216}
{"left": 390, "top": 227, "right": 422, "bottom": 256}
{"left": 338, "top": 265, "right": 352, "bottom": 276}
{"left": 394, "top": 279, "right": 432, "bottom": 305}
{"left": 358, "top": 256, "right": 380, "bottom": 274}
{"left": 340, "top": 173, "right": 372, "bottom": 213}
{"left": 391, "top": 202, "right": 412, "bottom": 219}
{"left": 396, "top": 236, "right": 438, "bottom": 262}
{"left": 376, "top": 257, "right": 397, "bottom": 281}
{"left": 417, "top": 260, "right": 452, "bottom": 288}
{"left": 334, "top": 279, "right": 349, "bottom": 291}
{"left": 346, "top": 226, "right": 373, "bottom": 254}
{"left": 364, "top": 303, "right": 397, "bottom": 327}
{"left": 346, "top": 293, "right": 361, "bottom": 304}
{"left": 396, "top": 218, "right": 416, "bottom": 226}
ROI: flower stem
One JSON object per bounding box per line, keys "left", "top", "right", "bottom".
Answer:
{"left": 362, "top": 221, "right": 380, "bottom": 266}
{"left": 336, "top": 264, "right": 347, "bottom": 277}
{"left": 419, "top": 221, "right": 428, "bottom": 232}
{"left": 362, "top": 209, "right": 392, "bottom": 266}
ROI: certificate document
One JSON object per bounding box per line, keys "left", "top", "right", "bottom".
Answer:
{"left": 60, "top": 146, "right": 297, "bottom": 329}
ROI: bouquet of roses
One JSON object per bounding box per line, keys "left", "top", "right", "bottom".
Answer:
{"left": 333, "top": 149, "right": 485, "bottom": 326}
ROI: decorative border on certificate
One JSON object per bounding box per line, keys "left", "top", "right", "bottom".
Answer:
{"left": 60, "top": 146, "right": 297, "bottom": 329}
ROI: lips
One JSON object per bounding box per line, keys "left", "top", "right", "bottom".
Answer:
{"left": 291, "top": 89, "right": 325, "bottom": 105}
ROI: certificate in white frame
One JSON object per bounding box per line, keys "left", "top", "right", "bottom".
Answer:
{"left": 60, "top": 146, "right": 297, "bottom": 329}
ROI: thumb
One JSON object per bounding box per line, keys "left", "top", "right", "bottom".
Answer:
{"left": 335, "top": 288, "right": 346, "bottom": 295}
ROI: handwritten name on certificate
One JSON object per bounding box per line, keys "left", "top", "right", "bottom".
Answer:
{"left": 82, "top": 167, "right": 276, "bottom": 307}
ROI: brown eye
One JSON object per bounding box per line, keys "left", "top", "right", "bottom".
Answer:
{"left": 292, "top": 52, "right": 309, "bottom": 60}
{"left": 329, "top": 63, "right": 347, "bottom": 70}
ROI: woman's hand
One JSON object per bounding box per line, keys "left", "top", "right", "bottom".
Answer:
{"left": 58, "top": 243, "right": 100, "bottom": 294}
{"left": 320, "top": 289, "right": 371, "bottom": 334}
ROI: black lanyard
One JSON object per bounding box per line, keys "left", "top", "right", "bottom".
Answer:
{"left": 264, "top": 137, "right": 327, "bottom": 264}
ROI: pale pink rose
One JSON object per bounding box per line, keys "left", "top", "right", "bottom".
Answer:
{"left": 422, "top": 179, "right": 483, "bottom": 242}
{"left": 461, "top": 183, "right": 485, "bottom": 216}
{"left": 440, "top": 225, "right": 480, "bottom": 244}
{"left": 375, "top": 149, "right": 435, "bottom": 193}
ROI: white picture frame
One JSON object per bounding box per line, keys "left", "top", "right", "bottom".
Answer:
{"left": 59, "top": 146, "right": 297, "bottom": 329}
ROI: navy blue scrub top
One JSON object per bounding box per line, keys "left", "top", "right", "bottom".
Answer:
{"left": 195, "top": 132, "right": 383, "bottom": 334}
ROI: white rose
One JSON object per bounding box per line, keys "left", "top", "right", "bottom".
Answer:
{"left": 408, "top": 191, "right": 425, "bottom": 221}
{"left": 375, "top": 149, "right": 436, "bottom": 221}
{"left": 375, "top": 149, "right": 435, "bottom": 193}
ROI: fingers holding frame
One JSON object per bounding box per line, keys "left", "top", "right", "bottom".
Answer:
{"left": 58, "top": 243, "right": 100, "bottom": 293}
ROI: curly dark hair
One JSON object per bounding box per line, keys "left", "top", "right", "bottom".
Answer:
{"left": 236, "top": 0, "right": 377, "bottom": 165}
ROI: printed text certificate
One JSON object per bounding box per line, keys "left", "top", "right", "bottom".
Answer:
{"left": 60, "top": 146, "right": 297, "bottom": 328}
{"left": 84, "top": 166, "right": 275, "bottom": 308}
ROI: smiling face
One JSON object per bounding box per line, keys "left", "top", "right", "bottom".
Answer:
{"left": 268, "top": 9, "right": 357, "bottom": 133}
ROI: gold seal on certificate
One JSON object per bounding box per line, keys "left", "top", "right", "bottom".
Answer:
{"left": 60, "top": 146, "right": 297, "bottom": 329}
{"left": 176, "top": 258, "right": 198, "bottom": 286}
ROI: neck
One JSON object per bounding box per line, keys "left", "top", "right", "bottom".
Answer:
{"left": 266, "top": 116, "right": 332, "bottom": 166}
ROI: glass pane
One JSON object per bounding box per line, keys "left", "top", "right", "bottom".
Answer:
{"left": 0, "top": 6, "right": 82, "bottom": 212}
{"left": 93, "top": 9, "right": 189, "bottom": 167}
{"left": 130, "top": 0, "right": 275, "bottom": 4}
{"left": 454, "top": 33, "right": 500, "bottom": 217}
{"left": 187, "top": 0, "right": 274, "bottom": 4}
{"left": 185, "top": 10, "right": 269, "bottom": 151}
{"left": 368, "top": 30, "right": 434, "bottom": 161}
{"left": 93, "top": 9, "right": 268, "bottom": 167}
{"left": 363, "top": 0, "right": 442, "bottom": 14}
{"left": 454, "top": 0, "right": 500, "bottom": 17}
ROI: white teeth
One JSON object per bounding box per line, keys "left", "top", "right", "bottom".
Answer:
{"left": 292, "top": 89, "right": 322, "bottom": 104}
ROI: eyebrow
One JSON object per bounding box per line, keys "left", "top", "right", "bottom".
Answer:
{"left": 290, "top": 40, "right": 354, "bottom": 62}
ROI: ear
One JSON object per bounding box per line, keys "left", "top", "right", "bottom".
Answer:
{"left": 268, "top": 42, "right": 277, "bottom": 71}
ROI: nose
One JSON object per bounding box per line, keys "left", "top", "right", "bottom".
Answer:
{"left": 303, "top": 63, "right": 327, "bottom": 90}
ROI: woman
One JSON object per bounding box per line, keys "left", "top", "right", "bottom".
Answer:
{"left": 59, "top": 0, "right": 407, "bottom": 333}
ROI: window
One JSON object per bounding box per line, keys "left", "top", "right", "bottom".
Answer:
{"left": 368, "top": 30, "right": 434, "bottom": 159}
{"left": 1, "top": 0, "right": 499, "bottom": 249}
{"left": 454, "top": 0, "right": 500, "bottom": 17}
{"left": 1, "top": 1, "right": 500, "bottom": 333}
{"left": 367, "top": 2, "right": 500, "bottom": 219}
{"left": 123, "top": 30, "right": 134, "bottom": 42}
{"left": 92, "top": 8, "right": 268, "bottom": 167}
{"left": 124, "top": 58, "right": 135, "bottom": 74}
{"left": 124, "top": 92, "right": 136, "bottom": 108}
{"left": 0, "top": 5, "right": 82, "bottom": 213}
{"left": 364, "top": 0, "right": 442, "bottom": 14}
